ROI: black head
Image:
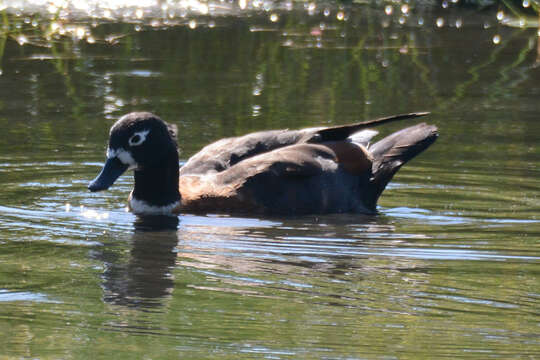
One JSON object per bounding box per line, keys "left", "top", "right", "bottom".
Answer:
{"left": 88, "top": 112, "right": 178, "bottom": 192}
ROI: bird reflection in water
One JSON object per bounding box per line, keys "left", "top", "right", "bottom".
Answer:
{"left": 173, "top": 214, "right": 404, "bottom": 298}
{"left": 97, "top": 212, "right": 425, "bottom": 307}
{"left": 100, "top": 215, "right": 179, "bottom": 307}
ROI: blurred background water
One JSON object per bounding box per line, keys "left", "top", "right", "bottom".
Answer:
{"left": 0, "top": 0, "right": 539, "bottom": 358}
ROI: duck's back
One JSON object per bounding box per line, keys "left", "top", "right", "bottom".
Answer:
{"left": 177, "top": 113, "right": 437, "bottom": 215}
{"left": 179, "top": 129, "right": 306, "bottom": 176}
{"left": 178, "top": 125, "right": 375, "bottom": 214}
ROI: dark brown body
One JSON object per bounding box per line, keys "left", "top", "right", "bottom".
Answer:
{"left": 177, "top": 119, "right": 438, "bottom": 215}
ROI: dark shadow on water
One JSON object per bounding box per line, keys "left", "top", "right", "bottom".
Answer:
{"left": 134, "top": 215, "right": 180, "bottom": 232}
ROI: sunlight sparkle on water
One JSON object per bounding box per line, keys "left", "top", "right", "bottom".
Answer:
{"left": 522, "top": 0, "right": 530, "bottom": 7}
{"left": 492, "top": 34, "right": 501, "bottom": 44}
{"left": 75, "top": 26, "right": 85, "bottom": 39}
{"left": 496, "top": 11, "right": 504, "bottom": 21}
{"left": 436, "top": 18, "right": 444, "bottom": 27}
{"left": 269, "top": 13, "right": 278, "bottom": 22}
{"left": 307, "top": 2, "right": 316, "bottom": 15}
{"left": 80, "top": 206, "right": 109, "bottom": 220}
{"left": 400, "top": 4, "right": 409, "bottom": 14}
{"left": 283, "top": 0, "right": 292, "bottom": 11}
{"left": 252, "top": 104, "right": 261, "bottom": 117}
{"left": 262, "top": 1, "right": 272, "bottom": 11}
{"left": 16, "top": 35, "right": 28, "bottom": 45}
{"left": 385, "top": 5, "right": 393, "bottom": 15}
{"left": 199, "top": 3, "right": 208, "bottom": 14}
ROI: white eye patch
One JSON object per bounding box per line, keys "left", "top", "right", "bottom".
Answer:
{"left": 128, "top": 129, "right": 150, "bottom": 147}
{"left": 107, "top": 147, "right": 137, "bottom": 168}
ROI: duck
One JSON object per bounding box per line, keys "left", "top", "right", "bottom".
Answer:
{"left": 88, "top": 112, "right": 438, "bottom": 216}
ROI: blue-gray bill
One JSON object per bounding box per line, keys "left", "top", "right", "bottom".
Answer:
{"left": 88, "top": 157, "right": 129, "bottom": 192}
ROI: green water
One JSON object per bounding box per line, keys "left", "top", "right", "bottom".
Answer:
{"left": 0, "top": 1, "right": 539, "bottom": 358}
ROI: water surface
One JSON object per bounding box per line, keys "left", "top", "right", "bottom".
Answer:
{"left": 0, "top": 1, "right": 539, "bottom": 358}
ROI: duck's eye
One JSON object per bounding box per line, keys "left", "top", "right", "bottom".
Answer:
{"left": 130, "top": 134, "right": 141, "bottom": 144}
{"left": 128, "top": 130, "right": 149, "bottom": 147}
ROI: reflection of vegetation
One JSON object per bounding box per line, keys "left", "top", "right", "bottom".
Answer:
{"left": 459, "top": 0, "right": 539, "bottom": 16}
{"left": 501, "top": 0, "right": 539, "bottom": 16}
{"left": 0, "top": 10, "right": 8, "bottom": 74}
{"left": 0, "top": 3, "right": 538, "bottom": 157}
{"left": 449, "top": 29, "right": 517, "bottom": 107}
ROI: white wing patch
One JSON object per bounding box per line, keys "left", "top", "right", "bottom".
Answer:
{"left": 316, "top": 156, "right": 338, "bottom": 172}
{"left": 349, "top": 129, "right": 379, "bottom": 146}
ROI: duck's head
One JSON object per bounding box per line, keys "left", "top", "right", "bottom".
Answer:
{"left": 88, "top": 112, "right": 178, "bottom": 192}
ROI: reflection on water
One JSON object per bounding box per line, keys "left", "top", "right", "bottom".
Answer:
{"left": 0, "top": 186, "right": 539, "bottom": 357}
{"left": 99, "top": 217, "right": 179, "bottom": 307}
{"left": 0, "top": 0, "right": 539, "bottom": 358}
{"left": 2, "top": 0, "right": 538, "bottom": 54}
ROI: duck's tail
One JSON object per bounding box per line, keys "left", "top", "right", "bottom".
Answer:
{"left": 362, "top": 122, "right": 439, "bottom": 211}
